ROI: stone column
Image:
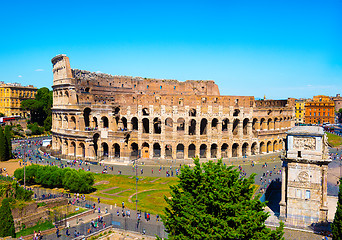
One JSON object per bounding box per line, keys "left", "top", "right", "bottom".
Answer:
{"left": 160, "top": 144, "right": 165, "bottom": 159}
{"left": 138, "top": 119, "right": 143, "bottom": 134}
{"left": 195, "top": 144, "right": 200, "bottom": 158}
{"left": 279, "top": 165, "right": 287, "bottom": 220}
{"left": 228, "top": 121, "right": 233, "bottom": 137}
{"left": 149, "top": 119, "right": 153, "bottom": 134}
{"left": 184, "top": 145, "right": 189, "bottom": 159}
{"left": 320, "top": 165, "right": 329, "bottom": 222}
{"left": 255, "top": 120, "right": 260, "bottom": 131}
{"left": 172, "top": 144, "right": 177, "bottom": 160}
{"left": 247, "top": 121, "right": 252, "bottom": 138}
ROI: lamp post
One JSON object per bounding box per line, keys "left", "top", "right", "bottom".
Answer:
{"left": 132, "top": 150, "right": 141, "bottom": 212}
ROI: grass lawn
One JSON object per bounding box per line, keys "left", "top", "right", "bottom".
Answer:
{"left": 16, "top": 220, "right": 54, "bottom": 238}
{"left": 326, "top": 132, "right": 342, "bottom": 147}
{"left": 87, "top": 174, "right": 178, "bottom": 215}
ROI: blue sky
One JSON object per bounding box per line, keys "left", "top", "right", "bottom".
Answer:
{"left": 0, "top": 0, "right": 341, "bottom": 99}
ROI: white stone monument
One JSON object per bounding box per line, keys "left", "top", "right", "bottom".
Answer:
{"left": 279, "top": 126, "right": 331, "bottom": 227}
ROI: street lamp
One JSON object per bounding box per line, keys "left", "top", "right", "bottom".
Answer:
{"left": 132, "top": 150, "right": 141, "bottom": 212}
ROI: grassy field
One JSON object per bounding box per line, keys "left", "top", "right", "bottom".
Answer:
{"left": 86, "top": 174, "right": 178, "bottom": 215}
{"left": 16, "top": 220, "right": 54, "bottom": 238}
{"left": 326, "top": 132, "right": 342, "bottom": 147}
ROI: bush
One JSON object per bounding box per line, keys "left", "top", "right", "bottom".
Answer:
{"left": 27, "top": 122, "right": 45, "bottom": 135}
{"left": 14, "top": 165, "right": 94, "bottom": 193}
{"left": 0, "top": 198, "right": 15, "bottom": 238}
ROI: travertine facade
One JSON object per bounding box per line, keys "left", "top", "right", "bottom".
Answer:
{"left": 51, "top": 54, "right": 295, "bottom": 162}
{"left": 280, "top": 126, "right": 331, "bottom": 227}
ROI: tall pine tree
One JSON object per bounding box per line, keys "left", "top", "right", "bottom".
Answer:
{"left": 0, "top": 127, "right": 7, "bottom": 161}
{"left": 332, "top": 178, "right": 342, "bottom": 239}
{"left": 4, "top": 125, "right": 12, "bottom": 159}
{"left": 0, "top": 198, "right": 16, "bottom": 238}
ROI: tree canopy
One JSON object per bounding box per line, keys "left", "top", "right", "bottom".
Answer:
{"left": 21, "top": 87, "right": 52, "bottom": 131}
{"left": 332, "top": 178, "right": 342, "bottom": 239}
{"left": 162, "top": 158, "right": 284, "bottom": 240}
{"left": 0, "top": 198, "right": 15, "bottom": 238}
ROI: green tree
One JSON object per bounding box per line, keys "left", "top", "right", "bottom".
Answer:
{"left": 162, "top": 158, "right": 284, "bottom": 240}
{"left": 0, "top": 128, "right": 7, "bottom": 161}
{"left": 0, "top": 198, "right": 16, "bottom": 238}
{"left": 332, "top": 178, "right": 342, "bottom": 239}
{"left": 4, "top": 125, "right": 12, "bottom": 159}
{"left": 21, "top": 87, "right": 53, "bottom": 130}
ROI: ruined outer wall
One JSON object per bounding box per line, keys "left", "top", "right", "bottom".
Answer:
{"left": 51, "top": 54, "right": 295, "bottom": 161}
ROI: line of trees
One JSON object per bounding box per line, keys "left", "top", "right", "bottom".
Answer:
{"left": 0, "top": 125, "right": 12, "bottom": 161}
{"left": 14, "top": 165, "right": 95, "bottom": 193}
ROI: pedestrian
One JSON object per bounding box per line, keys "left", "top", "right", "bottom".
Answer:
{"left": 122, "top": 201, "right": 125, "bottom": 209}
{"left": 98, "top": 197, "right": 100, "bottom": 204}
{"left": 56, "top": 227, "right": 59, "bottom": 238}
{"left": 98, "top": 206, "right": 101, "bottom": 213}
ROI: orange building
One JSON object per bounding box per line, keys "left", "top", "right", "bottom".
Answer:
{"left": 304, "top": 95, "right": 335, "bottom": 124}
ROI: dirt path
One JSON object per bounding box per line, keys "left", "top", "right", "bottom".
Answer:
{"left": 0, "top": 159, "right": 30, "bottom": 176}
{"left": 128, "top": 189, "right": 157, "bottom": 203}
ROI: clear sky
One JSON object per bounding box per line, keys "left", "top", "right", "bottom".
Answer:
{"left": 0, "top": 0, "right": 341, "bottom": 99}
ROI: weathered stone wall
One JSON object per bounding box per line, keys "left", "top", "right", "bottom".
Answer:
{"left": 51, "top": 54, "right": 295, "bottom": 162}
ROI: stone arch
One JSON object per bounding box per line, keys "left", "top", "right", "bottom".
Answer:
{"left": 260, "top": 118, "right": 266, "bottom": 130}
{"left": 93, "top": 133, "right": 100, "bottom": 157}
{"left": 189, "top": 119, "right": 196, "bottom": 135}
{"left": 153, "top": 117, "right": 161, "bottom": 134}
{"left": 260, "top": 142, "right": 265, "bottom": 154}
{"left": 142, "top": 142, "right": 149, "bottom": 158}
{"left": 121, "top": 117, "right": 128, "bottom": 130}
{"left": 211, "top": 143, "right": 218, "bottom": 158}
{"left": 114, "top": 107, "right": 120, "bottom": 114}
{"left": 63, "top": 115, "right": 68, "bottom": 128}
{"left": 65, "top": 90, "right": 69, "bottom": 99}
{"left": 101, "top": 116, "right": 109, "bottom": 128}
{"left": 70, "top": 141, "right": 76, "bottom": 157}
{"left": 131, "top": 142, "right": 138, "bottom": 157}
{"left": 232, "top": 143, "right": 239, "bottom": 157}
{"left": 177, "top": 118, "right": 185, "bottom": 132}
{"left": 267, "top": 118, "right": 273, "bottom": 130}
{"left": 79, "top": 142, "right": 85, "bottom": 158}
{"left": 165, "top": 144, "right": 172, "bottom": 158}
{"left": 64, "top": 139, "right": 68, "bottom": 155}
{"left": 267, "top": 141, "right": 272, "bottom": 153}
{"left": 131, "top": 117, "right": 138, "bottom": 130}
{"left": 83, "top": 108, "right": 91, "bottom": 128}
{"left": 200, "top": 144, "right": 207, "bottom": 158}
{"left": 211, "top": 118, "right": 218, "bottom": 130}
{"left": 233, "top": 109, "right": 240, "bottom": 116}
{"left": 274, "top": 117, "right": 279, "bottom": 129}
{"left": 153, "top": 143, "right": 161, "bottom": 157}
{"left": 176, "top": 144, "right": 184, "bottom": 159}
{"left": 221, "top": 143, "right": 228, "bottom": 158}
{"left": 251, "top": 142, "right": 257, "bottom": 155}
{"left": 242, "top": 142, "right": 248, "bottom": 157}
{"left": 232, "top": 119, "right": 239, "bottom": 135}
{"left": 273, "top": 140, "right": 278, "bottom": 152}
{"left": 200, "top": 118, "right": 208, "bottom": 135}
{"left": 142, "top": 108, "right": 149, "bottom": 116}
{"left": 93, "top": 116, "right": 98, "bottom": 128}
{"left": 188, "top": 144, "right": 196, "bottom": 158}
{"left": 142, "top": 118, "right": 149, "bottom": 133}
{"left": 165, "top": 118, "right": 173, "bottom": 133}
{"left": 222, "top": 118, "right": 229, "bottom": 131}
{"left": 279, "top": 139, "right": 283, "bottom": 150}
{"left": 252, "top": 118, "right": 258, "bottom": 130}
{"left": 101, "top": 142, "right": 109, "bottom": 157}
{"left": 70, "top": 116, "right": 76, "bottom": 129}
{"left": 112, "top": 143, "right": 120, "bottom": 158}
{"left": 243, "top": 118, "right": 249, "bottom": 135}
{"left": 189, "top": 108, "right": 196, "bottom": 117}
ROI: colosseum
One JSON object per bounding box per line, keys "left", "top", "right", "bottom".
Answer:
{"left": 51, "top": 54, "right": 295, "bottom": 162}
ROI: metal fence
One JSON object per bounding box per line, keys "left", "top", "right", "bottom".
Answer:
{"left": 43, "top": 213, "right": 168, "bottom": 240}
